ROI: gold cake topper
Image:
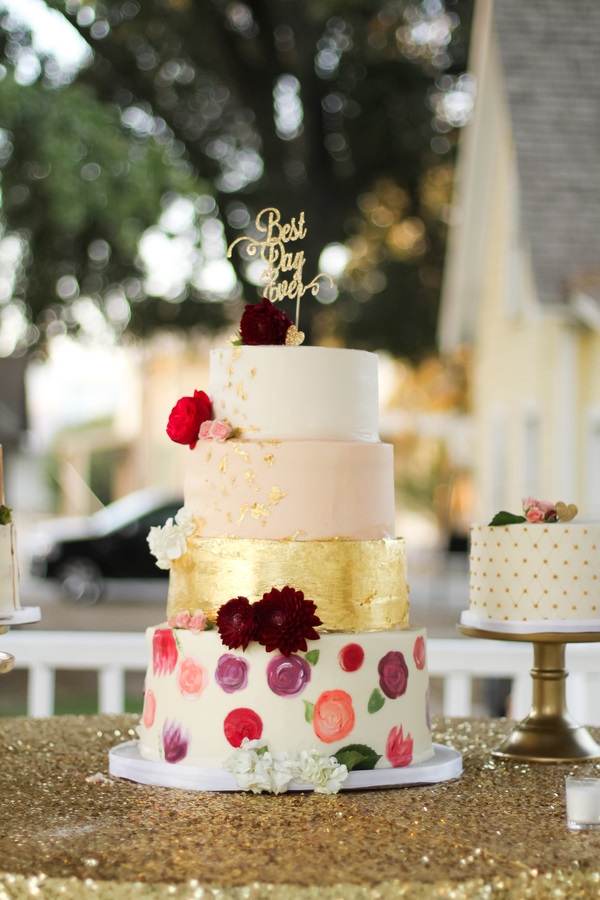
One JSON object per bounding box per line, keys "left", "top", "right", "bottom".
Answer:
{"left": 227, "top": 207, "right": 333, "bottom": 331}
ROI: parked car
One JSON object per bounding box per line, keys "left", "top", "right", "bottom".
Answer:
{"left": 29, "top": 488, "right": 182, "bottom": 603}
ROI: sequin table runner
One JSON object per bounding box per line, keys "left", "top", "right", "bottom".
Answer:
{"left": 1, "top": 714, "right": 600, "bottom": 899}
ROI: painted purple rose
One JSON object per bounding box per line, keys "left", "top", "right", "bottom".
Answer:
{"left": 266, "top": 654, "right": 311, "bottom": 697}
{"left": 162, "top": 719, "right": 190, "bottom": 764}
{"left": 378, "top": 650, "right": 408, "bottom": 699}
{"left": 215, "top": 654, "right": 249, "bottom": 694}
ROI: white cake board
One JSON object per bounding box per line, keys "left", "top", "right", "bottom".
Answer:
{"left": 109, "top": 740, "right": 462, "bottom": 792}
{"left": 0, "top": 607, "right": 41, "bottom": 626}
{"left": 460, "top": 610, "right": 600, "bottom": 636}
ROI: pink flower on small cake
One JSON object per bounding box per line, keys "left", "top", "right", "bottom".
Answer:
{"left": 168, "top": 609, "right": 208, "bottom": 633}
{"left": 198, "top": 419, "right": 233, "bottom": 442}
{"left": 152, "top": 628, "right": 178, "bottom": 676}
{"left": 378, "top": 650, "right": 409, "bottom": 700}
{"left": 386, "top": 725, "right": 414, "bottom": 767}
{"left": 162, "top": 720, "right": 191, "bottom": 764}
{"left": 215, "top": 654, "right": 249, "bottom": 694}
{"left": 166, "top": 390, "right": 212, "bottom": 450}
{"left": 266, "top": 654, "right": 311, "bottom": 697}
{"left": 413, "top": 636, "right": 426, "bottom": 671}
{"left": 177, "top": 656, "right": 208, "bottom": 700}
{"left": 142, "top": 688, "right": 156, "bottom": 728}
{"left": 338, "top": 643, "right": 365, "bottom": 673}
{"left": 313, "top": 690, "right": 355, "bottom": 743}
{"left": 224, "top": 708, "right": 263, "bottom": 748}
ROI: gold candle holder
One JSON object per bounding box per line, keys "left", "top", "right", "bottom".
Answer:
{"left": 459, "top": 625, "right": 600, "bottom": 762}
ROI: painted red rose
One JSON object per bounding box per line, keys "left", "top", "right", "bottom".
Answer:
{"left": 338, "top": 643, "right": 365, "bottom": 672}
{"left": 413, "top": 635, "right": 426, "bottom": 671}
{"left": 166, "top": 390, "right": 212, "bottom": 449}
{"left": 239, "top": 298, "right": 293, "bottom": 345}
{"left": 378, "top": 650, "right": 408, "bottom": 699}
{"left": 386, "top": 725, "right": 414, "bottom": 767}
{"left": 152, "top": 628, "right": 178, "bottom": 676}
{"left": 223, "top": 707, "right": 263, "bottom": 748}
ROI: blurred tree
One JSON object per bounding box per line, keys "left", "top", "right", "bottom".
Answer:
{"left": 0, "top": 0, "right": 473, "bottom": 357}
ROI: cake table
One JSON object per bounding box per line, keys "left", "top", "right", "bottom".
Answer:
{"left": 458, "top": 622, "right": 600, "bottom": 762}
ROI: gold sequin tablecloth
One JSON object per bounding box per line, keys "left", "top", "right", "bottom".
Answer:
{"left": 2, "top": 715, "right": 600, "bottom": 899}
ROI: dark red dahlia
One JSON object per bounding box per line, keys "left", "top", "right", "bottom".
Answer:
{"left": 239, "top": 298, "right": 293, "bottom": 345}
{"left": 255, "top": 586, "right": 322, "bottom": 656}
{"left": 216, "top": 596, "right": 258, "bottom": 651}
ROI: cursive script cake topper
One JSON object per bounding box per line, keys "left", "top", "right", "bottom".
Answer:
{"left": 227, "top": 207, "right": 333, "bottom": 332}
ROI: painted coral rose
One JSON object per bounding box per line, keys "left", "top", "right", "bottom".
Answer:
{"left": 386, "top": 725, "right": 414, "bottom": 767}
{"left": 162, "top": 720, "right": 191, "bottom": 764}
{"left": 215, "top": 654, "right": 249, "bottom": 694}
{"left": 378, "top": 650, "right": 409, "bottom": 699}
{"left": 338, "top": 643, "right": 365, "bottom": 673}
{"left": 177, "top": 656, "right": 207, "bottom": 700}
{"left": 166, "top": 390, "right": 212, "bottom": 449}
{"left": 223, "top": 708, "right": 263, "bottom": 748}
{"left": 313, "top": 690, "right": 355, "bottom": 743}
{"left": 142, "top": 688, "right": 156, "bottom": 728}
{"left": 266, "top": 654, "right": 311, "bottom": 697}
{"left": 413, "top": 635, "right": 426, "bottom": 671}
{"left": 152, "top": 628, "right": 178, "bottom": 676}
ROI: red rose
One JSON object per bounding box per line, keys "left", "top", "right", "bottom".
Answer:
{"left": 255, "top": 585, "right": 322, "bottom": 656}
{"left": 239, "top": 298, "right": 293, "bottom": 345}
{"left": 216, "top": 596, "right": 258, "bottom": 651}
{"left": 152, "top": 628, "right": 178, "bottom": 676}
{"left": 166, "top": 390, "right": 212, "bottom": 449}
{"left": 338, "top": 643, "right": 365, "bottom": 673}
{"left": 223, "top": 707, "right": 263, "bottom": 747}
{"left": 377, "top": 650, "right": 408, "bottom": 699}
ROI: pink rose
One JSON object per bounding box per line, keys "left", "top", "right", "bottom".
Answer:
{"left": 209, "top": 419, "right": 232, "bottom": 441}
{"left": 525, "top": 507, "right": 545, "bottom": 523}
{"left": 189, "top": 610, "right": 208, "bottom": 632}
{"left": 198, "top": 420, "right": 212, "bottom": 441}
{"left": 177, "top": 656, "right": 207, "bottom": 699}
{"left": 142, "top": 688, "right": 156, "bottom": 728}
{"left": 522, "top": 497, "right": 557, "bottom": 523}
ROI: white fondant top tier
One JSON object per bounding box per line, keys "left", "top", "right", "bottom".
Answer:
{"left": 209, "top": 346, "right": 379, "bottom": 441}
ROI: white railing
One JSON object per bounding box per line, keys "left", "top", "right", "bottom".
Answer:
{"left": 1, "top": 631, "right": 600, "bottom": 724}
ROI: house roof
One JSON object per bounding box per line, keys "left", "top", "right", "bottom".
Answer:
{"left": 493, "top": 0, "right": 600, "bottom": 306}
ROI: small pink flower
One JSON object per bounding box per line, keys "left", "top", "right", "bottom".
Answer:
{"left": 522, "top": 497, "right": 557, "bottom": 523}
{"left": 189, "top": 609, "right": 208, "bottom": 632}
{"left": 170, "top": 611, "right": 191, "bottom": 629}
{"left": 209, "top": 419, "right": 232, "bottom": 441}
{"left": 177, "top": 656, "right": 207, "bottom": 699}
{"left": 198, "top": 420, "right": 212, "bottom": 441}
{"left": 386, "top": 725, "right": 414, "bottom": 767}
{"left": 525, "top": 507, "right": 545, "bottom": 523}
{"left": 142, "top": 688, "right": 156, "bottom": 728}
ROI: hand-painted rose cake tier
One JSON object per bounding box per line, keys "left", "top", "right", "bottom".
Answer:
{"left": 141, "top": 334, "right": 434, "bottom": 786}
{"left": 137, "top": 626, "right": 432, "bottom": 770}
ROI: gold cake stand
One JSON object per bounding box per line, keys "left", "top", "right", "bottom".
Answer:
{"left": 459, "top": 625, "right": 600, "bottom": 762}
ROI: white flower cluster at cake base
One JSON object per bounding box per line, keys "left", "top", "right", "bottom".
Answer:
{"left": 147, "top": 508, "right": 195, "bottom": 570}
{"left": 223, "top": 738, "right": 349, "bottom": 794}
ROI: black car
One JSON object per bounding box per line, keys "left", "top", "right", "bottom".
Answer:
{"left": 29, "top": 488, "right": 182, "bottom": 603}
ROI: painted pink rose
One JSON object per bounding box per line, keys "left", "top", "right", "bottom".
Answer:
{"left": 152, "top": 628, "right": 178, "bottom": 676}
{"left": 386, "top": 725, "right": 414, "bottom": 767}
{"left": 338, "top": 642, "right": 365, "bottom": 672}
{"left": 378, "top": 650, "right": 409, "bottom": 699}
{"left": 313, "top": 690, "right": 355, "bottom": 743}
{"left": 223, "top": 708, "right": 263, "bottom": 747}
{"left": 413, "top": 635, "right": 426, "bottom": 671}
{"left": 177, "top": 656, "right": 207, "bottom": 699}
{"left": 215, "top": 654, "right": 249, "bottom": 694}
{"left": 266, "top": 654, "right": 311, "bottom": 697}
{"left": 162, "top": 720, "right": 190, "bottom": 764}
{"left": 142, "top": 688, "right": 156, "bottom": 728}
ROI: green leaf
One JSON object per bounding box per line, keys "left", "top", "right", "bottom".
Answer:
{"left": 368, "top": 688, "right": 385, "bottom": 714}
{"left": 334, "top": 744, "right": 382, "bottom": 771}
{"left": 304, "top": 649, "right": 320, "bottom": 666}
{"left": 303, "top": 700, "right": 314, "bottom": 723}
{"left": 0, "top": 505, "right": 12, "bottom": 525}
{"left": 488, "top": 511, "right": 527, "bottom": 526}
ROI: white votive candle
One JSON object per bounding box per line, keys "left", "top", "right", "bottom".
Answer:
{"left": 565, "top": 776, "right": 600, "bottom": 830}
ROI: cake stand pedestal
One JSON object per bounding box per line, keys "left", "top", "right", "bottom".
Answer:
{"left": 0, "top": 624, "right": 14, "bottom": 674}
{"left": 458, "top": 625, "right": 600, "bottom": 762}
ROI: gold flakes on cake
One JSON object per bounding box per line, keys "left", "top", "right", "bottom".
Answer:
{"left": 232, "top": 442, "right": 251, "bottom": 462}
{"left": 231, "top": 345, "right": 243, "bottom": 361}
{"left": 250, "top": 502, "right": 270, "bottom": 520}
{"left": 269, "top": 486, "right": 288, "bottom": 505}
{"left": 236, "top": 382, "right": 248, "bottom": 401}
{"left": 219, "top": 455, "right": 228, "bottom": 474}
{"left": 250, "top": 367, "right": 257, "bottom": 377}
{"left": 244, "top": 469, "right": 256, "bottom": 485}
{"left": 264, "top": 453, "right": 275, "bottom": 467}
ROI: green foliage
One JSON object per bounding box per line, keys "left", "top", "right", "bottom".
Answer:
{"left": 368, "top": 687, "right": 386, "bottom": 713}
{"left": 334, "top": 743, "right": 382, "bottom": 771}
{"left": 488, "top": 511, "right": 527, "bottom": 526}
{"left": 0, "top": 0, "right": 474, "bottom": 356}
{"left": 0, "top": 504, "right": 12, "bottom": 525}
{"left": 304, "top": 649, "right": 320, "bottom": 666}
